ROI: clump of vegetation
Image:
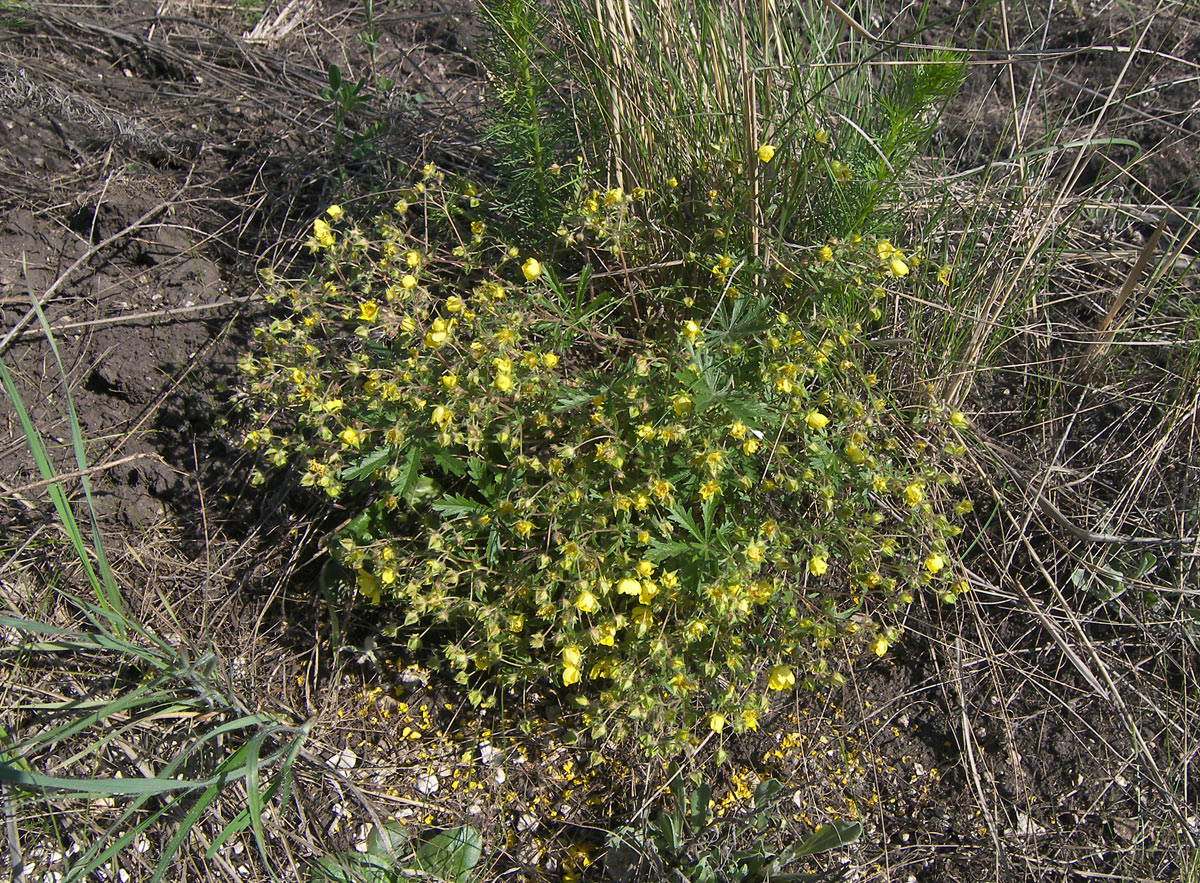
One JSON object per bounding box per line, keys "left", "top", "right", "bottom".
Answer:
{"left": 238, "top": 155, "right": 972, "bottom": 751}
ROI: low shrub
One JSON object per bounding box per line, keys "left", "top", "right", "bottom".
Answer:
{"left": 239, "top": 164, "right": 972, "bottom": 752}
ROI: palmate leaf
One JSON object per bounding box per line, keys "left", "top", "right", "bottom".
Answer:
{"left": 432, "top": 495, "right": 489, "bottom": 519}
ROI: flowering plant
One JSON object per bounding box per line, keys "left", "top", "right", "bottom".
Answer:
{"left": 240, "top": 167, "right": 970, "bottom": 751}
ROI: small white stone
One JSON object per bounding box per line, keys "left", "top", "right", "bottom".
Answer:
{"left": 1014, "top": 811, "right": 1046, "bottom": 837}
{"left": 416, "top": 772, "right": 439, "bottom": 795}
{"left": 355, "top": 824, "right": 372, "bottom": 852}
{"left": 327, "top": 748, "right": 358, "bottom": 770}
{"left": 517, "top": 813, "right": 538, "bottom": 833}
{"left": 479, "top": 741, "right": 501, "bottom": 765}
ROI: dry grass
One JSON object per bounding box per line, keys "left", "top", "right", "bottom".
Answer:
{"left": 1, "top": 0, "right": 1198, "bottom": 880}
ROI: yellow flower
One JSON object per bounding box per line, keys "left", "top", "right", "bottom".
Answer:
{"left": 562, "top": 664, "right": 581, "bottom": 686}
{"left": 440, "top": 373, "right": 458, "bottom": 389}
{"left": 638, "top": 580, "right": 658, "bottom": 606}
{"left": 562, "top": 646, "right": 582, "bottom": 668}
{"left": 698, "top": 481, "right": 721, "bottom": 501}
{"left": 603, "top": 187, "right": 624, "bottom": 206}
{"left": 513, "top": 519, "right": 534, "bottom": 538}
{"left": 431, "top": 405, "right": 452, "bottom": 430}
{"left": 380, "top": 567, "right": 396, "bottom": 586}
{"left": 950, "top": 411, "right": 970, "bottom": 430}
{"left": 445, "top": 295, "right": 465, "bottom": 313}
{"left": 635, "top": 560, "right": 655, "bottom": 578}
{"left": 742, "top": 708, "right": 759, "bottom": 731}
{"left": 616, "top": 578, "right": 641, "bottom": 596}
{"left": 924, "top": 553, "right": 946, "bottom": 575}
{"left": 356, "top": 569, "right": 380, "bottom": 604}
{"left": 808, "top": 554, "right": 829, "bottom": 576}
{"left": 806, "top": 410, "right": 830, "bottom": 430}
{"left": 757, "top": 143, "right": 776, "bottom": 163}
{"left": 683, "top": 320, "right": 701, "bottom": 343}
{"left": 595, "top": 622, "right": 616, "bottom": 646}
{"left": 818, "top": 245, "right": 833, "bottom": 263}
{"left": 541, "top": 352, "right": 559, "bottom": 369}
{"left": 672, "top": 393, "right": 692, "bottom": 416}
{"left": 312, "top": 218, "right": 334, "bottom": 247}
{"left": 728, "top": 420, "right": 747, "bottom": 440}
{"left": 424, "top": 317, "right": 450, "bottom": 349}
{"left": 401, "top": 274, "right": 418, "bottom": 290}
{"left": 890, "top": 256, "right": 910, "bottom": 277}
{"left": 875, "top": 240, "right": 894, "bottom": 259}
{"left": 493, "top": 371, "right": 514, "bottom": 393}
{"left": 326, "top": 204, "right": 344, "bottom": 220}
{"left": 767, "top": 664, "right": 795, "bottom": 691}
{"left": 742, "top": 439, "right": 760, "bottom": 456}
{"left": 631, "top": 605, "right": 652, "bottom": 635}
{"left": 590, "top": 658, "right": 615, "bottom": 679}
{"left": 709, "top": 713, "right": 726, "bottom": 733}
{"left": 667, "top": 176, "right": 678, "bottom": 188}
{"left": 358, "top": 300, "right": 379, "bottom": 322}
{"left": 323, "top": 399, "right": 344, "bottom": 414}
{"left": 870, "top": 635, "right": 890, "bottom": 657}
{"left": 904, "top": 482, "right": 924, "bottom": 507}
{"left": 938, "top": 266, "right": 952, "bottom": 286}
{"left": 405, "top": 250, "right": 421, "bottom": 268}
{"left": 521, "top": 258, "right": 542, "bottom": 281}
{"left": 340, "top": 427, "right": 363, "bottom": 448}
{"left": 745, "top": 543, "right": 765, "bottom": 563}
{"left": 575, "top": 590, "right": 600, "bottom": 614}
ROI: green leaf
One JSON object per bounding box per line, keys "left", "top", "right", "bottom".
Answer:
{"left": 793, "top": 819, "right": 863, "bottom": 857}
{"left": 432, "top": 495, "right": 488, "bottom": 519}
{"left": 430, "top": 447, "right": 467, "bottom": 477}
{"left": 368, "top": 821, "right": 410, "bottom": 859}
{"left": 653, "top": 811, "right": 680, "bottom": 853}
{"left": 411, "top": 826, "right": 482, "bottom": 883}
{"left": 310, "top": 852, "right": 393, "bottom": 883}
{"left": 342, "top": 446, "right": 394, "bottom": 481}
{"left": 667, "top": 503, "right": 705, "bottom": 544}
{"left": 644, "top": 539, "right": 694, "bottom": 562}
{"left": 392, "top": 447, "right": 421, "bottom": 499}
{"left": 752, "top": 779, "right": 782, "bottom": 811}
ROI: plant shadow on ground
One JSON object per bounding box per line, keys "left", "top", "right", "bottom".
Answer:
{"left": 1, "top": 0, "right": 1199, "bottom": 881}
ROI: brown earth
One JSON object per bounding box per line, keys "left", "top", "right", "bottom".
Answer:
{"left": 1, "top": 1, "right": 1198, "bottom": 882}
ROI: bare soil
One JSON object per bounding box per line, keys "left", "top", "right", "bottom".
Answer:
{"left": 1, "top": 1, "right": 1198, "bottom": 881}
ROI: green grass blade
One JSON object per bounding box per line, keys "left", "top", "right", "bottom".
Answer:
{"left": 25, "top": 284, "right": 124, "bottom": 617}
